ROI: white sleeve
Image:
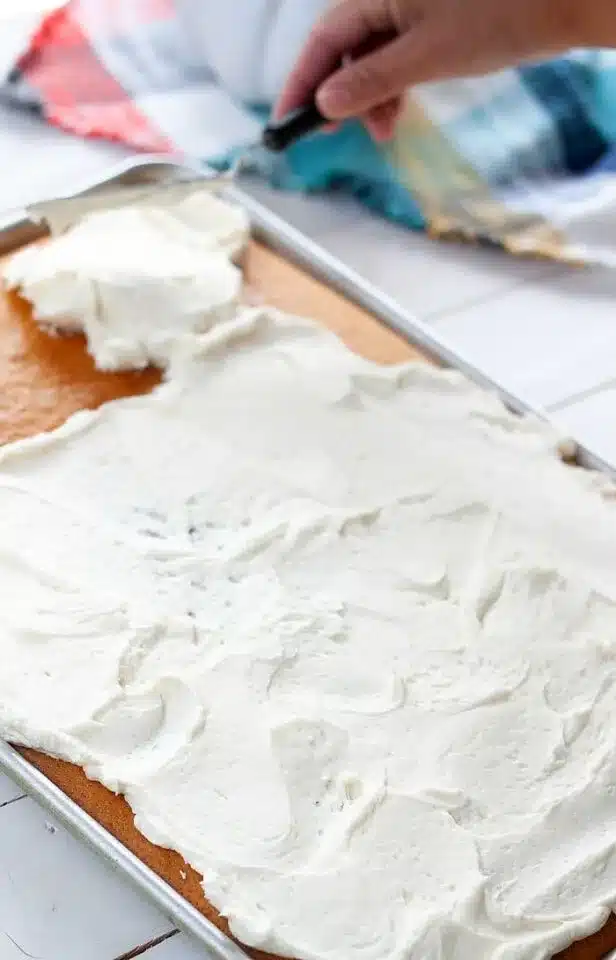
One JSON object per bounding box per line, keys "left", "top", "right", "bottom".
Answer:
{"left": 175, "top": 0, "right": 327, "bottom": 104}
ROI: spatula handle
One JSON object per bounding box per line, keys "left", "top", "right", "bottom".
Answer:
{"left": 262, "top": 102, "right": 327, "bottom": 152}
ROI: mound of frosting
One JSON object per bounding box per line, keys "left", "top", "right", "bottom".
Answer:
{"left": 0, "top": 302, "right": 615, "bottom": 960}
{"left": 3, "top": 191, "right": 249, "bottom": 372}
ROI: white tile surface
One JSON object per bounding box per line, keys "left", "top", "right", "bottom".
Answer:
{"left": 432, "top": 266, "right": 616, "bottom": 410}
{"left": 242, "top": 178, "right": 370, "bottom": 237}
{"left": 318, "top": 211, "right": 565, "bottom": 321}
{"left": 0, "top": 928, "right": 52, "bottom": 959}
{"left": 552, "top": 386, "right": 616, "bottom": 467}
{"left": 0, "top": 797, "right": 173, "bottom": 960}
{"left": 142, "top": 932, "right": 210, "bottom": 959}
{"left": 0, "top": 771, "right": 24, "bottom": 806}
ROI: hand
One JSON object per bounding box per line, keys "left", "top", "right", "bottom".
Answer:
{"left": 274, "top": 0, "right": 596, "bottom": 143}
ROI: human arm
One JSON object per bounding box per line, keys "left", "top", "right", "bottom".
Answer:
{"left": 274, "top": 0, "right": 614, "bottom": 142}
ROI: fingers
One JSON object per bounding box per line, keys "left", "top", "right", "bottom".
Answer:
{"left": 316, "top": 29, "right": 420, "bottom": 119}
{"left": 363, "top": 96, "right": 403, "bottom": 142}
{"left": 274, "top": 0, "right": 394, "bottom": 120}
{"left": 276, "top": 0, "right": 581, "bottom": 139}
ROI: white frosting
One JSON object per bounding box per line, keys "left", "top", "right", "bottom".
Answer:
{"left": 3, "top": 192, "right": 249, "bottom": 371}
{"left": 2, "top": 196, "right": 616, "bottom": 960}
{"left": 0, "top": 300, "right": 615, "bottom": 958}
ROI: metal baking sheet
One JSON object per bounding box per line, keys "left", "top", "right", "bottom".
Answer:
{"left": 0, "top": 741, "right": 248, "bottom": 959}
{"left": 0, "top": 155, "right": 614, "bottom": 958}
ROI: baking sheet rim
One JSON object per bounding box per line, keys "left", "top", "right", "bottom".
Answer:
{"left": 0, "top": 741, "right": 248, "bottom": 959}
{"left": 0, "top": 155, "right": 613, "bottom": 958}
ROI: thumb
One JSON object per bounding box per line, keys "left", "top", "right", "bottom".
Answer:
{"left": 316, "top": 30, "right": 418, "bottom": 119}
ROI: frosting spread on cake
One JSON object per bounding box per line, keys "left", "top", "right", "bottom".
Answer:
{"left": 2, "top": 196, "right": 616, "bottom": 960}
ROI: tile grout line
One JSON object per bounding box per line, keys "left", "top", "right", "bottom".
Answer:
{"left": 0, "top": 794, "right": 27, "bottom": 810}
{"left": 112, "top": 929, "right": 179, "bottom": 960}
{"left": 423, "top": 265, "right": 570, "bottom": 325}
{"left": 545, "top": 376, "right": 616, "bottom": 414}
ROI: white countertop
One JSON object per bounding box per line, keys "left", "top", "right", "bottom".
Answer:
{"left": 2, "top": 4, "right": 616, "bottom": 959}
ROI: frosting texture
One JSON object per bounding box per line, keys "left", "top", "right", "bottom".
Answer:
{"left": 3, "top": 191, "right": 249, "bottom": 371}
{"left": 2, "top": 195, "right": 616, "bottom": 960}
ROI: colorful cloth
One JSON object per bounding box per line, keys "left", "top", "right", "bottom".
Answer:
{"left": 6, "top": 0, "right": 616, "bottom": 265}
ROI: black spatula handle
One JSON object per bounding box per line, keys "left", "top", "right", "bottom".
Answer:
{"left": 262, "top": 101, "right": 327, "bottom": 152}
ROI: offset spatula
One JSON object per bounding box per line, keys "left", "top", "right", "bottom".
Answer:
{"left": 261, "top": 101, "right": 327, "bottom": 152}
{"left": 26, "top": 101, "right": 328, "bottom": 233}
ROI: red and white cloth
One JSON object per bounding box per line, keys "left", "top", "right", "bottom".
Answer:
{"left": 5, "top": 0, "right": 616, "bottom": 264}
{"left": 7, "top": 0, "right": 321, "bottom": 158}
